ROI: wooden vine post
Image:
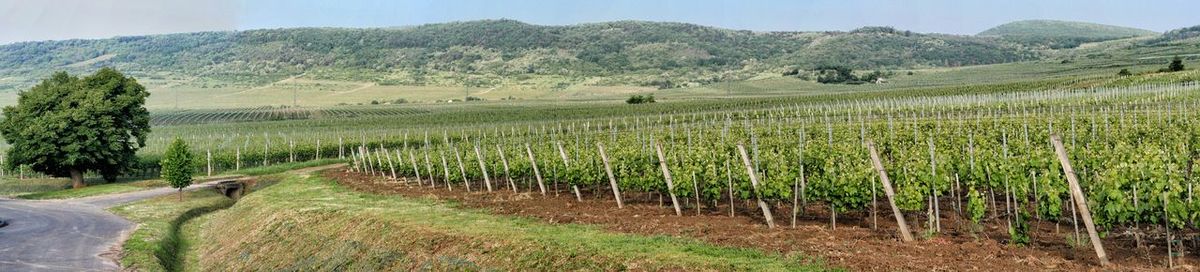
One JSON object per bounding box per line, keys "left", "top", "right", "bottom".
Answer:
{"left": 473, "top": 144, "right": 493, "bottom": 191}
{"left": 235, "top": 147, "right": 241, "bottom": 171}
{"left": 1050, "top": 134, "right": 1109, "bottom": 266}
{"left": 496, "top": 145, "right": 516, "bottom": 192}
{"left": 384, "top": 147, "right": 397, "bottom": 180}
{"left": 402, "top": 150, "right": 419, "bottom": 185}
{"left": 525, "top": 143, "right": 547, "bottom": 195}
{"left": 452, "top": 146, "right": 470, "bottom": 191}
{"left": 736, "top": 144, "right": 776, "bottom": 228}
{"left": 206, "top": 149, "right": 212, "bottom": 177}
{"left": 597, "top": 142, "right": 624, "bottom": 208}
{"left": 422, "top": 148, "right": 435, "bottom": 187}
{"left": 865, "top": 140, "right": 914, "bottom": 242}
{"left": 408, "top": 150, "right": 422, "bottom": 185}
{"left": 262, "top": 140, "right": 269, "bottom": 166}
{"left": 362, "top": 146, "right": 374, "bottom": 176}
{"left": 557, "top": 142, "right": 582, "bottom": 202}
{"left": 375, "top": 147, "right": 386, "bottom": 178}
{"left": 1164, "top": 191, "right": 1173, "bottom": 269}
{"left": 439, "top": 152, "right": 452, "bottom": 191}
{"left": 654, "top": 143, "right": 683, "bottom": 216}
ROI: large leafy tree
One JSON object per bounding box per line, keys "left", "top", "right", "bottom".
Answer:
{"left": 0, "top": 68, "right": 150, "bottom": 188}
{"left": 160, "top": 138, "right": 194, "bottom": 201}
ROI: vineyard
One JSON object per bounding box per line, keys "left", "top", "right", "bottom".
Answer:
{"left": 149, "top": 106, "right": 429, "bottom": 126}
{"left": 3, "top": 79, "right": 1194, "bottom": 269}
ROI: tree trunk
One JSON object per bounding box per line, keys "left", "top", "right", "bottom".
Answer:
{"left": 69, "top": 169, "right": 85, "bottom": 189}
{"left": 178, "top": 188, "right": 184, "bottom": 202}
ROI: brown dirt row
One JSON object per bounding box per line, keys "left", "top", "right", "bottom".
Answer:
{"left": 323, "top": 169, "right": 1197, "bottom": 271}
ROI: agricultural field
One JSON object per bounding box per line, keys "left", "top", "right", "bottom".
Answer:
{"left": 1, "top": 47, "right": 1198, "bottom": 270}
{"left": 6, "top": 8, "right": 1200, "bottom": 271}
{"left": 110, "top": 74, "right": 1200, "bottom": 270}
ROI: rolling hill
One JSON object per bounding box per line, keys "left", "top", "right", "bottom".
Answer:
{"left": 978, "top": 20, "right": 1158, "bottom": 49}
{"left": 0, "top": 20, "right": 1036, "bottom": 90}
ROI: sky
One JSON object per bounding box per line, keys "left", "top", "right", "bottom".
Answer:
{"left": 1, "top": 0, "right": 1197, "bottom": 45}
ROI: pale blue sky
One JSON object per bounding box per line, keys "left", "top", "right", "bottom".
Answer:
{"left": 2, "top": 0, "right": 1197, "bottom": 44}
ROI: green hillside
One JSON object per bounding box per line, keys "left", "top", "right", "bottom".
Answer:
{"left": 1145, "top": 25, "right": 1200, "bottom": 45}
{"left": 0, "top": 20, "right": 1036, "bottom": 90}
{"left": 978, "top": 20, "right": 1157, "bottom": 49}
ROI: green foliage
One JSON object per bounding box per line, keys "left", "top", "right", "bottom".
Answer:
{"left": 1169, "top": 57, "right": 1185, "bottom": 72}
{"left": 161, "top": 138, "right": 195, "bottom": 190}
{"left": 110, "top": 189, "right": 234, "bottom": 272}
{"left": 861, "top": 70, "right": 891, "bottom": 83}
{"left": 1117, "top": 68, "right": 1132, "bottom": 76}
{"left": 0, "top": 20, "right": 1038, "bottom": 88}
{"left": 626, "top": 94, "right": 656, "bottom": 104}
{"left": 966, "top": 187, "right": 986, "bottom": 225}
{"left": 1145, "top": 25, "right": 1200, "bottom": 45}
{"left": 814, "top": 66, "right": 861, "bottom": 84}
{"left": 230, "top": 159, "right": 346, "bottom": 176}
{"left": 979, "top": 20, "right": 1157, "bottom": 49}
{"left": 154, "top": 197, "right": 234, "bottom": 272}
{"left": 0, "top": 68, "right": 150, "bottom": 184}
{"left": 1009, "top": 209, "right": 1031, "bottom": 246}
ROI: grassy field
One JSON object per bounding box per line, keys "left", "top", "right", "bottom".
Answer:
{"left": 0, "top": 178, "right": 71, "bottom": 196}
{"left": 0, "top": 175, "right": 179, "bottom": 199}
{"left": 0, "top": 41, "right": 1191, "bottom": 114}
{"left": 194, "top": 172, "right": 830, "bottom": 271}
{"left": 109, "top": 189, "right": 235, "bottom": 272}
{"left": 16, "top": 179, "right": 167, "bottom": 199}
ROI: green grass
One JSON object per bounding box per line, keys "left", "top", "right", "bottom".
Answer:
{"left": 17, "top": 179, "right": 166, "bottom": 199}
{"left": 0, "top": 178, "right": 71, "bottom": 196}
{"left": 196, "top": 172, "right": 831, "bottom": 271}
{"left": 109, "top": 189, "right": 235, "bottom": 272}
{"left": 13, "top": 174, "right": 252, "bottom": 200}
{"left": 5, "top": 159, "right": 339, "bottom": 200}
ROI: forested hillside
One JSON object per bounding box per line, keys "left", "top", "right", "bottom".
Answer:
{"left": 0, "top": 20, "right": 1037, "bottom": 89}
{"left": 978, "top": 20, "right": 1157, "bottom": 49}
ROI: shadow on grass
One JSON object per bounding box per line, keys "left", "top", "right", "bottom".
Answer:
{"left": 154, "top": 199, "right": 234, "bottom": 272}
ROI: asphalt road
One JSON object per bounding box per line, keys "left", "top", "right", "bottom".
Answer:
{"left": 0, "top": 180, "right": 228, "bottom": 272}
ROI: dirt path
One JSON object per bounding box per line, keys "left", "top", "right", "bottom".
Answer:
{"left": 325, "top": 169, "right": 1198, "bottom": 271}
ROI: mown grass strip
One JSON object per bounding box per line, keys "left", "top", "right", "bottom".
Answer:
{"left": 154, "top": 199, "right": 235, "bottom": 272}
{"left": 110, "top": 190, "right": 235, "bottom": 272}
{"left": 197, "top": 172, "right": 834, "bottom": 271}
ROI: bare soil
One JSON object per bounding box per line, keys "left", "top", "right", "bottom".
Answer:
{"left": 324, "top": 169, "right": 1198, "bottom": 271}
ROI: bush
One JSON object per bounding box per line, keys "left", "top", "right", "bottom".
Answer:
{"left": 862, "top": 70, "right": 892, "bottom": 83}
{"left": 626, "top": 94, "right": 656, "bottom": 104}
{"left": 1169, "top": 56, "right": 1185, "bottom": 72}
{"left": 1117, "top": 68, "right": 1132, "bottom": 76}
{"left": 814, "top": 66, "right": 863, "bottom": 84}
